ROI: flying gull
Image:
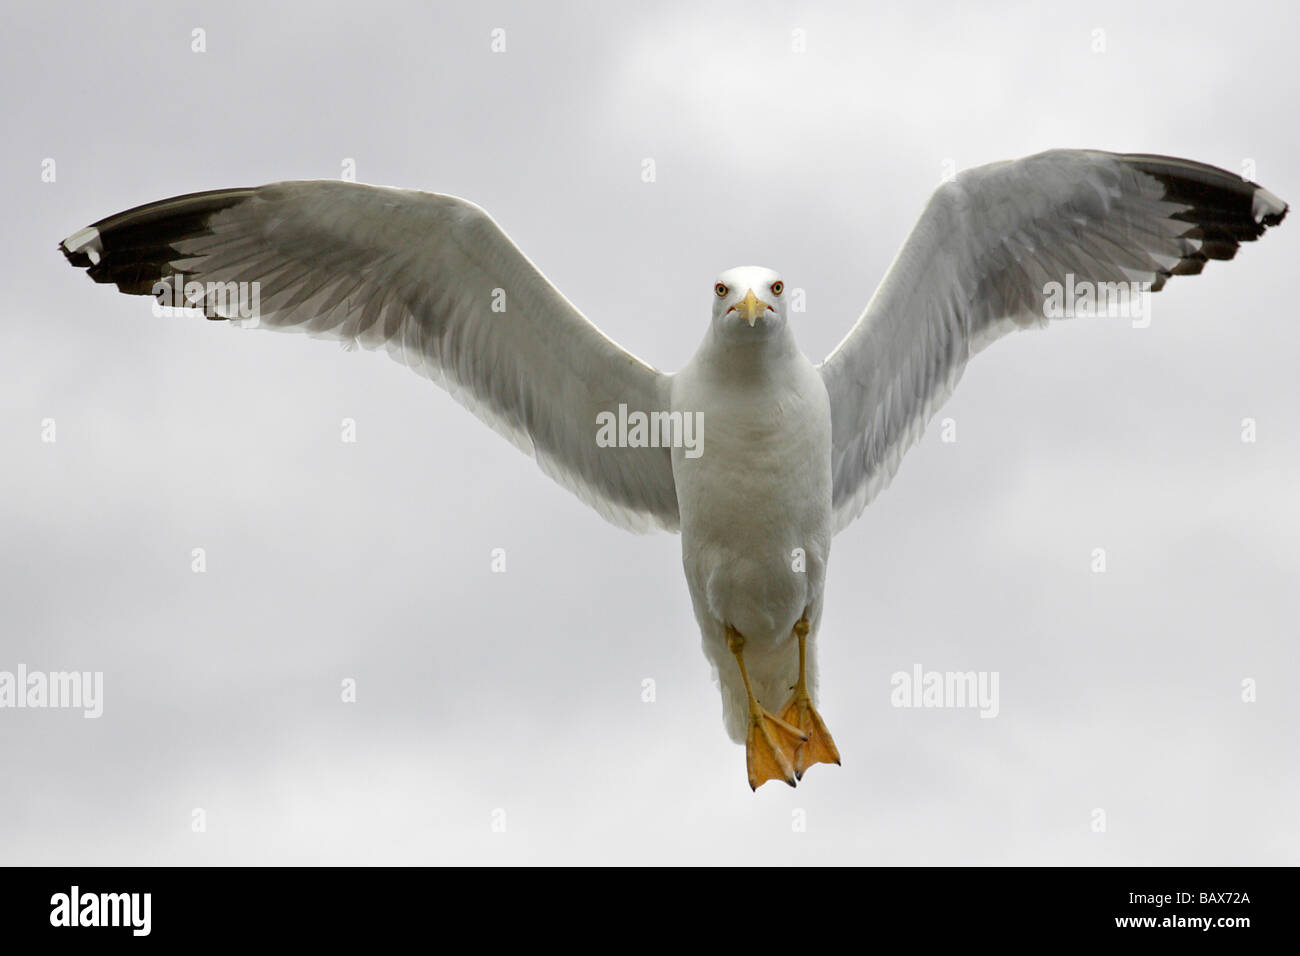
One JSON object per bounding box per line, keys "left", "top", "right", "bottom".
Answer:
{"left": 59, "top": 149, "right": 1287, "bottom": 789}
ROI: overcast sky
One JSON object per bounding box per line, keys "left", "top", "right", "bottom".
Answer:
{"left": 2, "top": 0, "right": 1296, "bottom": 864}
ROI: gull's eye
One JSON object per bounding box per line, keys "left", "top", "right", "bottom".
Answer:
{"left": 715, "top": 283, "right": 729, "bottom": 297}
{"left": 771, "top": 281, "right": 784, "bottom": 295}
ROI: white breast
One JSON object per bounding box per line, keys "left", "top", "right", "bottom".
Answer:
{"left": 670, "top": 340, "right": 833, "bottom": 651}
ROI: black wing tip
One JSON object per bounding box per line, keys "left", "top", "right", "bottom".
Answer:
{"left": 59, "top": 240, "right": 92, "bottom": 269}
{"left": 58, "top": 225, "right": 113, "bottom": 280}
{"left": 1119, "top": 154, "right": 1286, "bottom": 293}
{"left": 1247, "top": 185, "right": 1288, "bottom": 234}
{"left": 1126, "top": 155, "right": 1287, "bottom": 229}
{"left": 57, "top": 187, "right": 254, "bottom": 296}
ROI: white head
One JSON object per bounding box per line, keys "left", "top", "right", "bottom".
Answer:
{"left": 710, "top": 266, "right": 788, "bottom": 341}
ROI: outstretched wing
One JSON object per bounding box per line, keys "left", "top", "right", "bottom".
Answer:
{"left": 819, "top": 150, "right": 1287, "bottom": 533}
{"left": 60, "top": 181, "right": 679, "bottom": 532}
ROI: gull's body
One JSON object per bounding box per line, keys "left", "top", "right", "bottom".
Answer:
{"left": 59, "top": 149, "right": 1287, "bottom": 788}
{"left": 672, "top": 271, "right": 833, "bottom": 742}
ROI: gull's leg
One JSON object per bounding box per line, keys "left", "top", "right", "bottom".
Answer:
{"left": 727, "top": 625, "right": 807, "bottom": 791}
{"left": 779, "top": 617, "right": 842, "bottom": 779}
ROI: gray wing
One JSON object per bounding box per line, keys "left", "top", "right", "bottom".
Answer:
{"left": 820, "top": 149, "right": 1287, "bottom": 534}
{"left": 60, "top": 181, "right": 679, "bottom": 533}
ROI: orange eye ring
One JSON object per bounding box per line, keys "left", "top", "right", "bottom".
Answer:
{"left": 771, "top": 281, "right": 784, "bottom": 295}
{"left": 715, "top": 283, "right": 729, "bottom": 297}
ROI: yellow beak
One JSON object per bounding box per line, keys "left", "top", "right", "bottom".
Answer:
{"left": 732, "top": 288, "right": 771, "bottom": 327}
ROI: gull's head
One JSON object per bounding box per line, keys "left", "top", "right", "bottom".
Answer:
{"left": 711, "top": 266, "right": 787, "bottom": 338}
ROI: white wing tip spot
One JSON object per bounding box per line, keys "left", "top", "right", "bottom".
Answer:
{"left": 62, "top": 226, "right": 103, "bottom": 265}
{"left": 1253, "top": 187, "right": 1287, "bottom": 224}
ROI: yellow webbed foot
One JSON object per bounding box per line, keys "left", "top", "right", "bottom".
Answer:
{"left": 728, "top": 622, "right": 810, "bottom": 790}
{"left": 745, "top": 706, "right": 807, "bottom": 790}
{"left": 779, "top": 693, "right": 841, "bottom": 780}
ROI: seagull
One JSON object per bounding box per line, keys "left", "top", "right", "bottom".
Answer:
{"left": 60, "top": 150, "right": 1287, "bottom": 790}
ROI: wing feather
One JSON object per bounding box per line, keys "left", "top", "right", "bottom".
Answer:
{"left": 820, "top": 149, "right": 1287, "bottom": 533}
{"left": 61, "top": 181, "right": 679, "bottom": 532}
